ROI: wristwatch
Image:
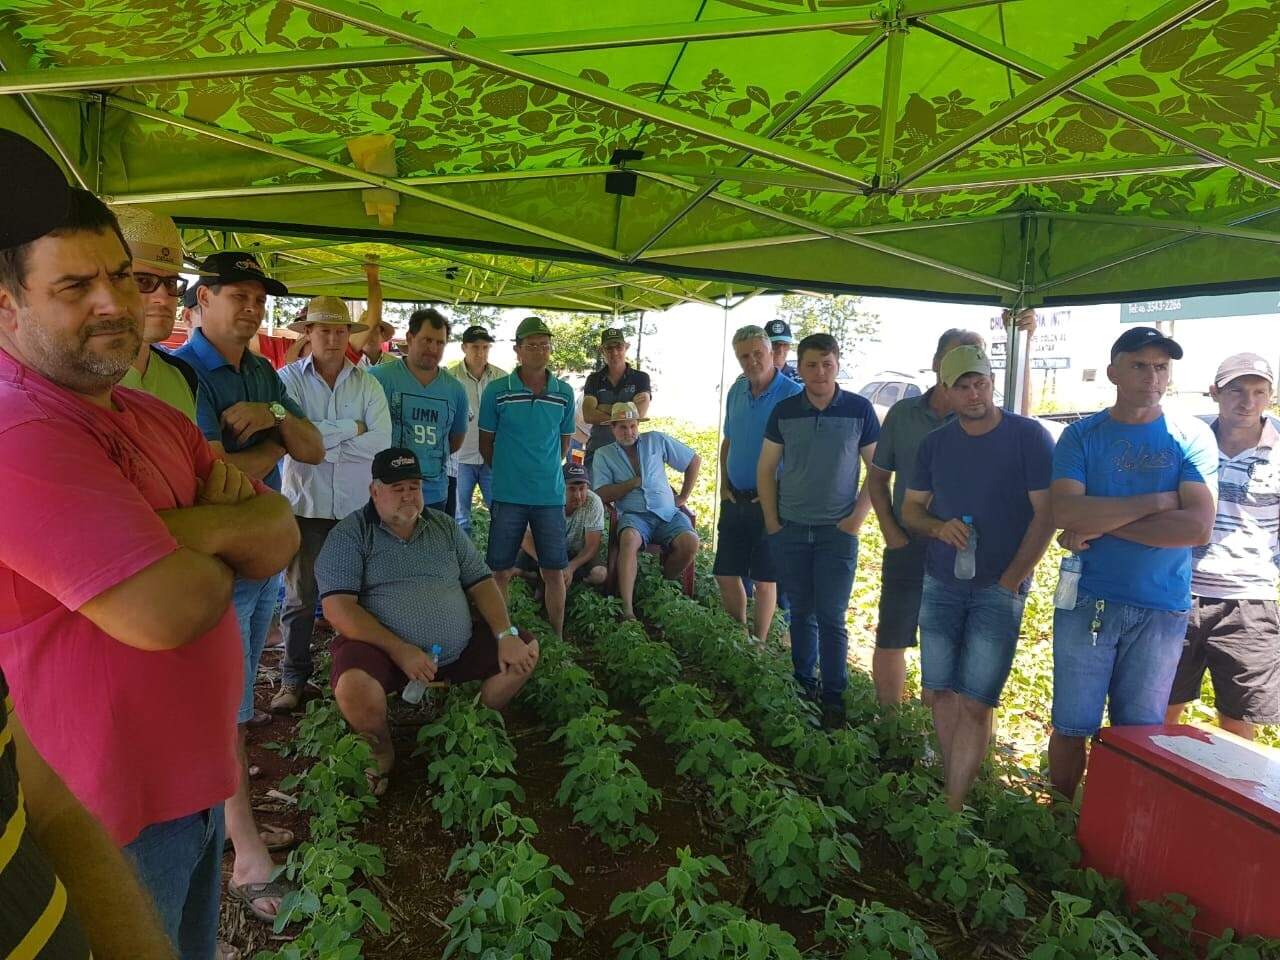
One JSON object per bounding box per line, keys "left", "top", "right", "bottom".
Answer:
{"left": 268, "top": 402, "right": 288, "bottom": 423}
{"left": 495, "top": 625, "right": 519, "bottom": 642}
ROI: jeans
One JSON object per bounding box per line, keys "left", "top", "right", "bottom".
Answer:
{"left": 918, "top": 575, "right": 1025, "bottom": 707}
{"left": 1052, "top": 591, "right": 1189, "bottom": 736}
{"left": 124, "top": 806, "right": 225, "bottom": 960}
{"left": 455, "top": 461, "right": 493, "bottom": 535}
{"left": 281, "top": 517, "right": 338, "bottom": 686}
{"left": 770, "top": 522, "right": 858, "bottom": 704}
{"left": 233, "top": 573, "right": 281, "bottom": 724}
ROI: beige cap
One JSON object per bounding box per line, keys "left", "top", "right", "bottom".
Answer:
{"left": 288, "top": 296, "right": 367, "bottom": 334}
{"left": 606, "top": 401, "right": 648, "bottom": 424}
{"left": 940, "top": 344, "right": 993, "bottom": 388}
{"left": 112, "top": 205, "right": 186, "bottom": 273}
{"left": 1214, "top": 352, "right": 1274, "bottom": 388}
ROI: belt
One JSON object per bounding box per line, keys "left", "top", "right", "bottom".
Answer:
{"left": 731, "top": 487, "right": 759, "bottom": 500}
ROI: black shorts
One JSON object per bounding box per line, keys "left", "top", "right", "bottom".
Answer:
{"left": 1168, "top": 597, "right": 1280, "bottom": 725}
{"left": 712, "top": 498, "right": 777, "bottom": 582}
{"left": 875, "top": 539, "right": 927, "bottom": 649}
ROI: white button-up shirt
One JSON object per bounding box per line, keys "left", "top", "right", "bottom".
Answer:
{"left": 278, "top": 355, "right": 392, "bottom": 520}
{"left": 447, "top": 359, "right": 506, "bottom": 465}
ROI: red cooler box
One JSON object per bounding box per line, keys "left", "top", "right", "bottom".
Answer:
{"left": 1077, "top": 724, "right": 1280, "bottom": 938}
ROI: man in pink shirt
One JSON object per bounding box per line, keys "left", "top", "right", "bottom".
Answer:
{"left": 0, "top": 186, "right": 299, "bottom": 959}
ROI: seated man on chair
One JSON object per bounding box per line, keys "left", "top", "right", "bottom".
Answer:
{"left": 315, "top": 447, "right": 539, "bottom": 793}
{"left": 519, "top": 461, "right": 608, "bottom": 590}
{"left": 593, "top": 402, "right": 701, "bottom": 619}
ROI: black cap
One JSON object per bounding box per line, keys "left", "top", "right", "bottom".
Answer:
{"left": 764, "top": 319, "right": 796, "bottom": 344}
{"left": 1111, "top": 326, "right": 1183, "bottom": 361}
{"left": 372, "top": 447, "right": 423, "bottom": 484}
{"left": 563, "top": 462, "right": 588, "bottom": 484}
{"left": 182, "top": 284, "right": 199, "bottom": 309}
{"left": 191, "top": 251, "right": 288, "bottom": 297}
{"left": 0, "top": 130, "right": 72, "bottom": 248}
{"left": 461, "top": 325, "right": 495, "bottom": 343}
{"left": 600, "top": 327, "right": 626, "bottom": 347}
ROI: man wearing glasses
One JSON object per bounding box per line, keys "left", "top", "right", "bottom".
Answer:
{"left": 113, "top": 205, "right": 203, "bottom": 422}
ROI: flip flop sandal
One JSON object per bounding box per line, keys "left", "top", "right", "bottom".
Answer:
{"left": 217, "top": 942, "right": 242, "bottom": 960}
{"left": 227, "top": 878, "right": 295, "bottom": 925}
{"left": 223, "top": 825, "right": 295, "bottom": 854}
{"left": 365, "top": 768, "right": 389, "bottom": 797}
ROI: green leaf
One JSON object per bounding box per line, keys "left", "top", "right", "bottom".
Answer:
{"left": 1139, "top": 27, "right": 1208, "bottom": 73}
{"left": 1103, "top": 74, "right": 1159, "bottom": 98}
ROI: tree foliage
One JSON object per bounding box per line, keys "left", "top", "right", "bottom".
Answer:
{"left": 544, "top": 311, "right": 640, "bottom": 375}
{"left": 775, "top": 295, "right": 880, "bottom": 366}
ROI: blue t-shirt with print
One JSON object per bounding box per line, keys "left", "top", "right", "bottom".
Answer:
{"left": 911, "top": 413, "right": 1055, "bottom": 591}
{"left": 1052, "top": 410, "right": 1218, "bottom": 611}
{"left": 369, "top": 360, "right": 468, "bottom": 506}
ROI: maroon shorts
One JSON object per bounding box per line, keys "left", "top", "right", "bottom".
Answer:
{"left": 330, "top": 623, "right": 534, "bottom": 695}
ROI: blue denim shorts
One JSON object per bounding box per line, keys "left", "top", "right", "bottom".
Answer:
{"left": 618, "top": 508, "right": 694, "bottom": 548}
{"left": 487, "top": 501, "right": 568, "bottom": 571}
{"left": 918, "top": 575, "right": 1025, "bottom": 707}
{"left": 233, "top": 574, "right": 280, "bottom": 724}
{"left": 1052, "top": 592, "right": 1189, "bottom": 737}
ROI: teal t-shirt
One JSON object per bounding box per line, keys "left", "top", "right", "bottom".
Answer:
{"left": 369, "top": 360, "right": 468, "bottom": 505}
{"left": 478, "top": 369, "right": 576, "bottom": 506}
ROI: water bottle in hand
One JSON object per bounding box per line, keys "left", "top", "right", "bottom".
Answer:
{"left": 1054, "top": 554, "right": 1082, "bottom": 609}
{"left": 953, "top": 515, "right": 977, "bottom": 580}
{"left": 402, "top": 643, "right": 443, "bottom": 705}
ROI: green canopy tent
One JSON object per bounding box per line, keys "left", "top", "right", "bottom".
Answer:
{"left": 1, "top": 0, "right": 1279, "bottom": 312}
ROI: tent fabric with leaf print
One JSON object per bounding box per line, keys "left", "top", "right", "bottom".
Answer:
{"left": 1, "top": 0, "right": 1279, "bottom": 310}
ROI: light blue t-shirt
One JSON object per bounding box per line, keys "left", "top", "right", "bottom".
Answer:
{"left": 1052, "top": 410, "right": 1218, "bottom": 611}
{"left": 478, "top": 369, "right": 576, "bottom": 506}
{"left": 724, "top": 369, "right": 803, "bottom": 491}
{"left": 369, "top": 360, "right": 468, "bottom": 505}
{"left": 592, "top": 431, "right": 696, "bottom": 521}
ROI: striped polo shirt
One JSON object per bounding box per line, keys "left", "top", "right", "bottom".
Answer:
{"left": 1, "top": 671, "right": 91, "bottom": 959}
{"left": 478, "top": 369, "right": 576, "bottom": 506}
{"left": 764, "top": 385, "right": 880, "bottom": 525}
{"left": 1192, "top": 417, "right": 1280, "bottom": 600}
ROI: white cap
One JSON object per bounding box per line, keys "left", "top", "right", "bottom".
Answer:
{"left": 1214, "top": 352, "right": 1274, "bottom": 388}
{"left": 112, "top": 205, "right": 185, "bottom": 273}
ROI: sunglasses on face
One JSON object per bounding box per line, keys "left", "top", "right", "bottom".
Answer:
{"left": 133, "top": 273, "right": 189, "bottom": 296}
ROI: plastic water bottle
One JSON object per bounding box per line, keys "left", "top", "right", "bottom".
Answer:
{"left": 953, "top": 515, "right": 977, "bottom": 580}
{"left": 1054, "top": 554, "right": 1083, "bottom": 609}
{"left": 402, "top": 643, "right": 443, "bottom": 705}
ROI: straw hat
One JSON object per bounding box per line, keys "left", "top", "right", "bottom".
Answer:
{"left": 112, "top": 205, "right": 189, "bottom": 273}
{"left": 288, "top": 295, "right": 368, "bottom": 334}
{"left": 606, "top": 401, "right": 648, "bottom": 424}
{"left": 358, "top": 309, "right": 395, "bottom": 342}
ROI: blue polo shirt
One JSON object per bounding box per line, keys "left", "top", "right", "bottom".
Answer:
{"left": 478, "top": 369, "right": 576, "bottom": 506}
{"left": 592, "top": 431, "right": 696, "bottom": 520}
{"left": 764, "top": 386, "right": 880, "bottom": 525}
{"left": 369, "top": 360, "right": 468, "bottom": 506}
{"left": 724, "top": 369, "right": 803, "bottom": 491}
{"left": 1053, "top": 410, "right": 1217, "bottom": 611}
{"left": 174, "top": 329, "right": 304, "bottom": 490}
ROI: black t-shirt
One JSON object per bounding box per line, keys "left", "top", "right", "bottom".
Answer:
{"left": 583, "top": 364, "right": 652, "bottom": 451}
{"left": 0, "top": 670, "right": 92, "bottom": 959}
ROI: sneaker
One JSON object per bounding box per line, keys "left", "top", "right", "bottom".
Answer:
{"left": 821, "top": 701, "right": 846, "bottom": 730}
{"left": 269, "top": 682, "right": 302, "bottom": 714}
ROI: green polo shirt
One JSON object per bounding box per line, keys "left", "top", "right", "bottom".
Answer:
{"left": 871, "top": 386, "right": 952, "bottom": 520}
{"left": 118, "top": 347, "right": 199, "bottom": 423}
{"left": 478, "top": 368, "right": 576, "bottom": 506}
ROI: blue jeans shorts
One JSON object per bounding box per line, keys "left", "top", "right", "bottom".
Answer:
{"left": 233, "top": 573, "right": 281, "bottom": 724}
{"left": 1052, "top": 592, "right": 1189, "bottom": 737}
{"left": 919, "top": 575, "right": 1025, "bottom": 707}
{"left": 487, "top": 501, "right": 569, "bottom": 571}
{"left": 619, "top": 508, "right": 694, "bottom": 549}
{"left": 125, "top": 806, "right": 225, "bottom": 960}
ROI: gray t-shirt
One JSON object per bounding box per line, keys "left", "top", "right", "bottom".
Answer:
{"left": 871, "top": 387, "right": 952, "bottom": 521}
{"left": 315, "top": 503, "right": 492, "bottom": 665}
{"left": 566, "top": 489, "right": 606, "bottom": 561}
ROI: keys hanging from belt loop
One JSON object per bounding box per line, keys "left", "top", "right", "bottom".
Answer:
{"left": 1090, "top": 599, "right": 1105, "bottom": 646}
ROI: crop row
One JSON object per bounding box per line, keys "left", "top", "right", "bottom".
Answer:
{"left": 417, "top": 688, "right": 583, "bottom": 959}
{"left": 257, "top": 698, "right": 390, "bottom": 960}
{"left": 638, "top": 559, "right": 1280, "bottom": 959}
